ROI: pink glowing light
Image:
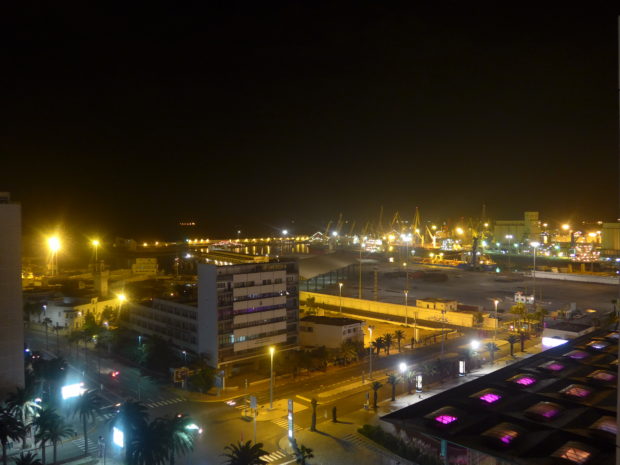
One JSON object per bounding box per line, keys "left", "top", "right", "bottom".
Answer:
{"left": 435, "top": 415, "right": 457, "bottom": 425}
{"left": 514, "top": 376, "right": 536, "bottom": 386}
{"left": 479, "top": 393, "right": 501, "bottom": 404}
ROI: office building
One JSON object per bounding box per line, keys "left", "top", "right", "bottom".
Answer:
{"left": 123, "top": 261, "right": 299, "bottom": 376}
{"left": 0, "top": 193, "right": 24, "bottom": 394}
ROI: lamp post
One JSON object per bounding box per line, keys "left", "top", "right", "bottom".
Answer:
{"left": 368, "top": 325, "right": 374, "bottom": 380}
{"left": 48, "top": 236, "right": 61, "bottom": 277}
{"left": 505, "top": 235, "right": 513, "bottom": 270}
{"left": 531, "top": 242, "right": 540, "bottom": 303}
{"left": 493, "top": 299, "right": 500, "bottom": 343}
{"left": 399, "top": 362, "right": 407, "bottom": 394}
{"left": 404, "top": 290, "right": 409, "bottom": 326}
{"left": 92, "top": 239, "right": 100, "bottom": 266}
{"left": 338, "top": 282, "right": 343, "bottom": 314}
{"left": 269, "top": 346, "right": 275, "bottom": 409}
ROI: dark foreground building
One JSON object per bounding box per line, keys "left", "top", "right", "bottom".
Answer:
{"left": 382, "top": 329, "right": 618, "bottom": 465}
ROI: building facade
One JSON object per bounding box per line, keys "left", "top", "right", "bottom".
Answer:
{"left": 124, "top": 261, "right": 300, "bottom": 374}
{"left": 299, "top": 315, "right": 363, "bottom": 349}
{"left": 0, "top": 193, "right": 24, "bottom": 394}
{"left": 494, "top": 211, "right": 541, "bottom": 244}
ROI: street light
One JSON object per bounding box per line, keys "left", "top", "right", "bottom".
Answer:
{"left": 531, "top": 242, "right": 540, "bottom": 303}
{"left": 48, "top": 236, "right": 61, "bottom": 276}
{"left": 505, "top": 235, "right": 513, "bottom": 270}
{"left": 492, "top": 299, "right": 500, "bottom": 343}
{"left": 338, "top": 282, "right": 343, "bottom": 314}
{"left": 399, "top": 362, "right": 407, "bottom": 374}
{"left": 368, "top": 325, "right": 374, "bottom": 380}
{"left": 404, "top": 290, "right": 409, "bottom": 326}
{"left": 92, "top": 239, "right": 100, "bottom": 264}
{"left": 269, "top": 346, "right": 275, "bottom": 409}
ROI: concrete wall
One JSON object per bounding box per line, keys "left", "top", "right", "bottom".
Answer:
{"left": 301, "top": 291, "right": 476, "bottom": 327}
{"left": 532, "top": 271, "right": 619, "bottom": 285}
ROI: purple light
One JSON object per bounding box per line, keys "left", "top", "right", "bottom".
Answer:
{"left": 540, "top": 408, "right": 560, "bottom": 419}
{"left": 605, "top": 332, "right": 619, "bottom": 340}
{"left": 480, "top": 393, "right": 501, "bottom": 403}
{"left": 587, "top": 341, "right": 608, "bottom": 350}
{"left": 526, "top": 402, "right": 562, "bottom": 420}
{"left": 540, "top": 361, "right": 565, "bottom": 371}
{"left": 435, "top": 415, "right": 457, "bottom": 425}
{"left": 565, "top": 351, "right": 589, "bottom": 360}
{"left": 500, "top": 431, "right": 518, "bottom": 444}
{"left": 562, "top": 385, "right": 591, "bottom": 398}
{"left": 513, "top": 376, "right": 536, "bottom": 386}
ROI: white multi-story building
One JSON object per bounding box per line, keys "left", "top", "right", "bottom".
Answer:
{"left": 299, "top": 316, "right": 363, "bottom": 349}
{"left": 123, "top": 261, "right": 299, "bottom": 375}
{"left": 0, "top": 193, "right": 24, "bottom": 394}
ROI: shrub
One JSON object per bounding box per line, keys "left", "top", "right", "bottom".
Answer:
{"left": 358, "top": 424, "right": 441, "bottom": 465}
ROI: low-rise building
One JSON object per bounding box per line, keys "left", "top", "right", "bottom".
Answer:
{"left": 299, "top": 316, "right": 364, "bottom": 349}
{"left": 416, "top": 298, "right": 457, "bottom": 312}
{"left": 45, "top": 296, "right": 122, "bottom": 329}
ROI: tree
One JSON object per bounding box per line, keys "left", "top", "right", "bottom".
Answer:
{"left": 404, "top": 370, "right": 415, "bottom": 395}
{"left": 12, "top": 452, "right": 42, "bottom": 465}
{"left": 473, "top": 311, "right": 484, "bottom": 326}
{"left": 510, "top": 303, "right": 527, "bottom": 331}
{"left": 6, "top": 386, "right": 41, "bottom": 449}
{"left": 338, "top": 340, "right": 358, "bottom": 365}
{"left": 386, "top": 374, "right": 398, "bottom": 401}
{"left": 33, "top": 408, "right": 58, "bottom": 465}
{"left": 310, "top": 398, "right": 317, "bottom": 432}
{"left": 108, "top": 401, "right": 149, "bottom": 465}
{"left": 157, "top": 415, "right": 195, "bottom": 465}
{"left": 393, "top": 330, "right": 405, "bottom": 352}
{"left": 128, "top": 419, "right": 168, "bottom": 465}
{"left": 504, "top": 335, "right": 519, "bottom": 357}
{"left": 371, "top": 381, "right": 383, "bottom": 410}
{"left": 222, "top": 441, "right": 267, "bottom": 465}
{"left": 383, "top": 334, "right": 393, "bottom": 355}
{"left": 371, "top": 337, "right": 384, "bottom": 356}
{"left": 0, "top": 409, "right": 25, "bottom": 465}
{"left": 485, "top": 342, "right": 499, "bottom": 364}
{"left": 519, "top": 331, "right": 530, "bottom": 352}
{"left": 42, "top": 414, "right": 74, "bottom": 464}
{"left": 72, "top": 391, "right": 102, "bottom": 455}
{"left": 295, "top": 444, "right": 314, "bottom": 465}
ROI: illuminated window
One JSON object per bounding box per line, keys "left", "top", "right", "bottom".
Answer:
{"left": 605, "top": 332, "right": 619, "bottom": 340}
{"left": 425, "top": 407, "right": 461, "bottom": 426}
{"left": 479, "top": 393, "right": 502, "bottom": 404}
{"left": 586, "top": 340, "right": 609, "bottom": 350}
{"left": 482, "top": 422, "right": 522, "bottom": 446}
{"left": 435, "top": 415, "right": 457, "bottom": 425}
{"left": 551, "top": 442, "right": 593, "bottom": 465}
{"left": 471, "top": 389, "right": 503, "bottom": 405}
{"left": 508, "top": 374, "right": 536, "bottom": 386}
{"left": 590, "top": 416, "right": 617, "bottom": 435}
{"left": 524, "top": 401, "right": 563, "bottom": 420}
{"left": 538, "top": 361, "right": 566, "bottom": 372}
{"left": 560, "top": 384, "right": 592, "bottom": 399}
{"left": 563, "top": 350, "right": 590, "bottom": 360}
{"left": 587, "top": 370, "right": 616, "bottom": 383}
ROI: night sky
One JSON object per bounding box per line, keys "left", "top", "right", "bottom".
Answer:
{"left": 3, "top": 4, "right": 619, "bottom": 240}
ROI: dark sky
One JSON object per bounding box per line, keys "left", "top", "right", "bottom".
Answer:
{"left": 2, "top": 3, "right": 619, "bottom": 240}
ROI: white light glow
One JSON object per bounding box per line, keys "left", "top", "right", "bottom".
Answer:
{"left": 542, "top": 337, "right": 568, "bottom": 348}
{"left": 113, "top": 427, "right": 124, "bottom": 447}
{"left": 61, "top": 383, "right": 86, "bottom": 400}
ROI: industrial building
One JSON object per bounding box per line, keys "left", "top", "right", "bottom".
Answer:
{"left": 494, "top": 211, "right": 542, "bottom": 244}
{"left": 0, "top": 193, "right": 24, "bottom": 394}
{"left": 382, "top": 328, "right": 618, "bottom": 465}
{"left": 122, "top": 261, "right": 300, "bottom": 375}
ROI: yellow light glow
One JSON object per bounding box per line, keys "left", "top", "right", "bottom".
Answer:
{"left": 269, "top": 346, "right": 275, "bottom": 355}
{"left": 456, "top": 227, "right": 464, "bottom": 235}
{"left": 561, "top": 224, "right": 570, "bottom": 231}
{"left": 48, "top": 236, "right": 61, "bottom": 253}
{"left": 117, "top": 293, "right": 126, "bottom": 302}
{"left": 431, "top": 225, "right": 437, "bottom": 230}
{"left": 92, "top": 239, "right": 100, "bottom": 247}
{"left": 484, "top": 223, "right": 488, "bottom": 228}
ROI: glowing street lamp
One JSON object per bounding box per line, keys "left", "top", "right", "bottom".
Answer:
{"left": 48, "top": 236, "right": 61, "bottom": 276}
{"left": 338, "top": 282, "right": 343, "bottom": 314}
{"left": 269, "top": 346, "right": 275, "bottom": 409}
{"left": 455, "top": 227, "right": 464, "bottom": 236}
{"left": 92, "top": 239, "right": 100, "bottom": 263}
{"left": 531, "top": 242, "right": 540, "bottom": 303}
{"left": 492, "top": 299, "right": 500, "bottom": 342}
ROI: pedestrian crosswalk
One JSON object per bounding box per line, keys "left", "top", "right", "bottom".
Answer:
{"left": 271, "top": 417, "right": 302, "bottom": 432}
{"left": 260, "top": 450, "right": 291, "bottom": 463}
{"left": 144, "top": 397, "right": 185, "bottom": 408}
{"left": 72, "top": 437, "right": 97, "bottom": 453}
{"left": 342, "top": 433, "right": 386, "bottom": 455}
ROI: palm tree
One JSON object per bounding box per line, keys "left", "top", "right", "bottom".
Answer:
{"left": 393, "top": 330, "right": 405, "bottom": 352}
{"left": 371, "top": 381, "right": 383, "bottom": 410}
{"left": 108, "top": 401, "right": 149, "bottom": 465}
{"left": 383, "top": 333, "right": 393, "bottom": 355}
{"left": 372, "top": 337, "right": 384, "bottom": 356}
{"left": 386, "top": 374, "right": 398, "bottom": 401}
{"left": 12, "top": 452, "right": 42, "bottom": 465}
{"left": 157, "top": 415, "right": 195, "bottom": 465}
{"left": 504, "top": 335, "right": 519, "bottom": 357}
{"left": 33, "top": 408, "right": 56, "bottom": 465}
{"left": 222, "top": 441, "right": 267, "bottom": 465}
{"left": 72, "top": 390, "right": 102, "bottom": 455}
{"left": 404, "top": 370, "right": 415, "bottom": 394}
{"left": 128, "top": 419, "right": 168, "bottom": 465}
{"left": 43, "top": 415, "right": 75, "bottom": 464}
{"left": 518, "top": 331, "right": 530, "bottom": 352}
{"left": 0, "top": 409, "right": 25, "bottom": 465}
{"left": 339, "top": 341, "right": 358, "bottom": 365}
{"left": 485, "top": 342, "right": 499, "bottom": 364}
{"left": 6, "top": 386, "right": 41, "bottom": 449}
{"left": 295, "top": 444, "right": 314, "bottom": 465}
{"left": 310, "top": 398, "right": 317, "bottom": 432}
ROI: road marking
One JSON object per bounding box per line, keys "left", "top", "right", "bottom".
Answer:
{"left": 271, "top": 418, "right": 302, "bottom": 432}
{"left": 260, "top": 450, "right": 289, "bottom": 462}
{"left": 72, "top": 438, "right": 97, "bottom": 452}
